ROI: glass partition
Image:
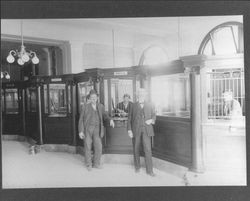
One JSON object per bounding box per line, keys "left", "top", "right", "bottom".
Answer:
{"left": 44, "top": 85, "right": 48, "bottom": 114}
{"left": 78, "top": 82, "right": 94, "bottom": 113}
{"left": 151, "top": 74, "right": 190, "bottom": 118}
{"left": 68, "top": 86, "right": 71, "bottom": 113}
{"left": 5, "top": 88, "right": 19, "bottom": 114}
{"left": 49, "top": 84, "right": 67, "bottom": 116}
{"left": 1, "top": 89, "right": 4, "bottom": 112}
{"left": 26, "top": 88, "right": 37, "bottom": 112}
{"left": 104, "top": 79, "right": 108, "bottom": 112}
{"left": 110, "top": 78, "right": 133, "bottom": 117}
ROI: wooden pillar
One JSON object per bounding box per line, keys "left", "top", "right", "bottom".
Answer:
{"left": 71, "top": 84, "right": 76, "bottom": 146}
{"left": 190, "top": 67, "right": 205, "bottom": 173}
{"left": 37, "top": 86, "right": 43, "bottom": 145}
{"left": 22, "top": 89, "right": 26, "bottom": 136}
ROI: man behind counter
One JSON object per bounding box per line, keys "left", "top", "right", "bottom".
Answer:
{"left": 116, "top": 94, "right": 133, "bottom": 115}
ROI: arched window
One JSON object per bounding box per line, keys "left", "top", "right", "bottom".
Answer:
{"left": 198, "top": 22, "right": 243, "bottom": 55}
{"left": 139, "top": 46, "right": 168, "bottom": 66}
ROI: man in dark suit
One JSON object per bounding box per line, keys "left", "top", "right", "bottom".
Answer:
{"left": 78, "top": 89, "right": 114, "bottom": 171}
{"left": 127, "top": 88, "right": 156, "bottom": 176}
{"left": 116, "top": 93, "right": 133, "bottom": 115}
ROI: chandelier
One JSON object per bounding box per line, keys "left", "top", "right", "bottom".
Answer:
{"left": 6, "top": 20, "right": 39, "bottom": 66}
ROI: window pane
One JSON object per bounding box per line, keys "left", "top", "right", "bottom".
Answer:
{"left": 151, "top": 74, "right": 190, "bottom": 118}
{"left": 49, "top": 84, "right": 67, "bottom": 116}
{"left": 78, "top": 82, "right": 93, "bottom": 109}
{"left": 110, "top": 78, "right": 133, "bottom": 116}
{"left": 27, "top": 88, "right": 37, "bottom": 112}
{"left": 44, "top": 85, "right": 48, "bottom": 113}
{"left": 5, "top": 89, "right": 19, "bottom": 114}
{"left": 104, "top": 79, "right": 108, "bottom": 112}
{"left": 203, "top": 40, "right": 213, "bottom": 55}
{"left": 212, "top": 27, "right": 237, "bottom": 55}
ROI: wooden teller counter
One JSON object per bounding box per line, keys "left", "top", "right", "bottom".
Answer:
{"left": 2, "top": 61, "right": 204, "bottom": 172}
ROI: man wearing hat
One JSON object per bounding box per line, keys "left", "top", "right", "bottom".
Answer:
{"left": 78, "top": 89, "right": 115, "bottom": 171}
{"left": 127, "top": 88, "right": 156, "bottom": 177}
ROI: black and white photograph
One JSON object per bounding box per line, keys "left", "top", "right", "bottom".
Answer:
{"left": 0, "top": 1, "right": 250, "bottom": 201}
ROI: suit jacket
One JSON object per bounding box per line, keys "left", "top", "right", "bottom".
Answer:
{"left": 78, "top": 103, "right": 110, "bottom": 138}
{"left": 117, "top": 101, "right": 133, "bottom": 113}
{"left": 127, "top": 102, "right": 156, "bottom": 137}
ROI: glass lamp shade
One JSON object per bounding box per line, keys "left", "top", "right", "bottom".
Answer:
{"left": 6, "top": 53, "right": 15, "bottom": 63}
{"left": 5, "top": 72, "right": 10, "bottom": 79}
{"left": 17, "top": 58, "right": 25, "bottom": 65}
{"left": 21, "top": 53, "right": 30, "bottom": 62}
{"left": 1, "top": 72, "right": 3, "bottom": 79}
{"left": 32, "top": 55, "right": 39, "bottom": 64}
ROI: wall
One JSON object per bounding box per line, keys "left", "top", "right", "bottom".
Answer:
{"left": 1, "top": 16, "right": 243, "bottom": 74}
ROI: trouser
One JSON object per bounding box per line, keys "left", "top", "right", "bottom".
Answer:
{"left": 84, "top": 125, "right": 102, "bottom": 167}
{"left": 132, "top": 129, "right": 153, "bottom": 173}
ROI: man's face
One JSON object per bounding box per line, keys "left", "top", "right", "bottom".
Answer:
{"left": 123, "top": 97, "right": 129, "bottom": 104}
{"left": 90, "top": 94, "right": 98, "bottom": 104}
{"left": 223, "top": 92, "right": 233, "bottom": 102}
{"left": 138, "top": 92, "right": 146, "bottom": 103}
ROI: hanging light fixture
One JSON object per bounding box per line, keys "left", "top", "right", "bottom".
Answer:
{"left": 6, "top": 20, "right": 39, "bottom": 66}
{"left": 1, "top": 71, "right": 10, "bottom": 79}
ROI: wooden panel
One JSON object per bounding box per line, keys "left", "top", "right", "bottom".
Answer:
{"left": 43, "top": 116, "right": 72, "bottom": 144}
{"left": 2, "top": 114, "right": 23, "bottom": 135}
{"left": 25, "top": 113, "right": 39, "bottom": 142}
{"left": 152, "top": 116, "right": 192, "bottom": 168}
{"left": 104, "top": 121, "right": 133, "bottom": 154}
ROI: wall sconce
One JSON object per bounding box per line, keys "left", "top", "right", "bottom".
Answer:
{"left": 1, "top": 71, "right": 10, "bottom": 79}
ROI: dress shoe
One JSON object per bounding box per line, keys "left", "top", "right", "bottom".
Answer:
{"left": 147, "top": 172, "right": 156, "bottom": 177}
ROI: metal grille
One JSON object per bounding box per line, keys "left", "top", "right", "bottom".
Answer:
{"left": 207, "top": 68, "right": 245, "bottom": 119}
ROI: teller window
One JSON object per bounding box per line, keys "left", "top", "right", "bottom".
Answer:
{"left": 110, "top": 78, "right": 133, "bottom": 117}
{"left": 78, "top": 82, "right": 94, "bottom": 113}
{"left": 5, "top": 88, "right": 19, "bottom": 114}
{"left": 151, "top": 74, "right": 190, "bottom": 118}
{"left": 26, "top": 88, "right": 37, "bottom": 112}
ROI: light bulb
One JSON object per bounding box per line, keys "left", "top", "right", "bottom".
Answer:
{"left": 1, "top": 72, "right": 3, "bottom": 79}
{"left": 5, "top": 72, "right": 10, "bottom": 79}
{"left": 6, "top": 53, "right": 15, "bottom": 63}
{"left": 32, "top": 55, "right": 39, "bottom": 64}
{"left": 17, "top": 58, "right": 24, "bottom": 65}
{"left": 21, "top": 53, "right": 30, "bottom": 62}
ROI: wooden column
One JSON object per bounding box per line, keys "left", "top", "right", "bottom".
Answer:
{"left": 37, "top": 86, "right": 43, "bottom": 145}
{"left": 71, "top": 84, "right": 76, "bottom": 146}
{"left": 190, "top": 67, "right": 205, "bottom": 173}
{"left": 22, "top": 89, "right": 26, "bottom": 136}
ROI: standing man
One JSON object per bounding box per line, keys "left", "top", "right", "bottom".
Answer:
{"left": 127, "top": 88, "right": 156, "bottom": 177}
{"left": 79, "top": 89, "right": 114, "bottom": 171}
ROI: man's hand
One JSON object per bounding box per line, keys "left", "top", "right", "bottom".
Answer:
{"left": 128, "top": 130, "right": 133, "bottom": 138}
{"left": 145, "top": 119, "right": 154, "bottom": 125}
{"left": 110, "top": 120, "right": 115, "bottom": 128}
{"left": 79, "top": 132, "right": 85, "bottom": 139}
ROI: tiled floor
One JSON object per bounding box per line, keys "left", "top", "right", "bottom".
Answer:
{"left": 2, "top": 141, "right": 184, "bottom": 188}
{"left": 2, "top": 140, "right": 246, "bottom": 188}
